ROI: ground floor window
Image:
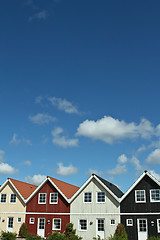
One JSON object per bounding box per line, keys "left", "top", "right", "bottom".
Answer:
{"left": 53, "top": 218, "right": 61, "bottom": 230}
{"left": 8, "top": 217, "right": 14, "bottom": 228}
{"left": 126, "top": 219, "right": 133, "bottom": 226}
{"left": 29, "top": 218, "right": 35, "bottom": 224}
{"left": 17, "top": 217, "right": 21, "bottom": 223}
{"left": 157, "top": 219, "right": 160, "bottom": 233}
{"left": 110, "top": 219, "right": 116, "bottom": 225}
{"left": 79, "top": 219, "right": 87, "bottom": 231}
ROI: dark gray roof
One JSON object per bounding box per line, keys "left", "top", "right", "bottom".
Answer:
{"left": 94, "top": 174, "right": 124, "bottom": 198}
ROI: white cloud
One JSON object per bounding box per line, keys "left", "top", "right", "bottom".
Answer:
{"left": 29, "top": 113, "right": 56, "bottom": 125}
{"left": 56, "top": 163, "right": 78, "bottom": 176}
{"left": 0, "top": 150, "right": 5, "bottom": 163}
{"left": 107, "top": 154, "right": 128, "bottom": 175}
{"left": 86, "top": 168, "right": 103, "bottom": 176}
{"left": 149, "top": 170, "right": 160, "bottom": 181}
{"left": 23, "top": 160, "right": 31, "bottom": 166}
{"left": 28, "top": 10, "right": 48, "bottom": 22}
{"left": 9, "top": 133, "right": 32, "bottom": 146}
{"left": 146, "top": 149, "right": 160, "bottom": 164}
{"left": 48, "top": 97, "right": 79, "bottom": 114}
{"left": 52, "top": 127, "right": 79, "bottom": 148}
{"left": 130, "top": 156, "right": 143, "bottom": 171}
{"left": 0, "top": 163, "right": 18, "bottom": 174}
{"left": 77, "top": 116, "right": 155, "bottom": 144}
{"left": 25, "top": 174, "right": 46, "bottom": 185}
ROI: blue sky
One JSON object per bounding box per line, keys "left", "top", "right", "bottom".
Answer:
{"left": 0, "top": 0, "right": 160, "bottom": 192}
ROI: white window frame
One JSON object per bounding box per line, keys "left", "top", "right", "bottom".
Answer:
{"left": 38, "top": 193, "right": 46, "bottom": 204}
{"left": 52, "top": 218, "right": 61, "bottom": 231}
{"left": 150, "top": 189, "right": 160, "bottom": 202}
{"left": 84, "top": 192, "right": 92, "bottom": 203}
{"left": 10, "top": 194, "right": 16, "bottom": 203}
{"left": 96, "top": 192, "right": 106, "bottom": 203}
{"left": 157, "top": 219, "right": 160, "bottom": 233}
{"left": 126, "top": 219, "right": 133, "bottom": 226}
{"left": 135, "top": 190, "right": 146, "bottom": 203}
{"left": 29, "top": 218, "right": 35, "bottom": 224}
{"left": 79, "top": 219, "right": 88, "bottom": 231}
{"left": 0, "top": 194, "right": 7, "bottom": 203}
{"left": 110, "top": 219, "right": 116, "bottom": 225}
{"left": 50, "top": 192, "right": 58, "bottom": 204}
{"left": 17, "top": 217, "right": 21, "bottom": 223}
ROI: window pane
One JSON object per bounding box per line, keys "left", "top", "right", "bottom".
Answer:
{"left": 151, "top": 190, "right": 160, "bottom": 201}
{"left": 84, "top": 192, "right": 92, "bottom": 202}
{"left": 53, "top": 219, "right": 61, "bottom": 230}
{"left": 8, "top": 217, "right": 14, "bottom": 228}
{"left": 136, "top": 190, "right": 145, "bottom": 202}
{"left": 39, "top": 193, "right": 46, "bottom": 203}
{"left": 1, "top": 194, "right": 6, "bottom": 203}
{"left": 139, "top": 220, "right": 147, "bottom": 232}
{"left": 97, "top": 192, "right": 105, "bottom": 202}
{"left": 50, "top": 193, "right": 58, "bottom": 203}
{"left": 10, "top": 194, "right": 16, "bottom": 203}
{"left": 79, "top": 220, "right": 87, "bottom": 230}
{"left": 98, "top": 219, "right": 104, "bottom": 231}
{"left": 39, "top": 219, "right": 45, "bottom": 229}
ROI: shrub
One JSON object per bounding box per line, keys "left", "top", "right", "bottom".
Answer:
{"left": 64, "top": 223, "right": 82, "bottom": 240}
{"left": 0, "top": 231, "right": 17, "bottom": 240}
{"left": 147, "top": 237, "right": 160, "bottom": 240}
{"left": 114, "top": 223, "right": 128, "bottom": 240}
{"left": 25, "top": 233, "right": 43, "bottom": 240}
{"left": 19, "top": 222, "right": 29, "bottom": 237}
{"left": 47, "top": 231, "right": 66, "bottom": 240}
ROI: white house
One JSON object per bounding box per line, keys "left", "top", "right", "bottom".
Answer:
{"left": 70, "top": 174, "right": 123, "bottom": 240}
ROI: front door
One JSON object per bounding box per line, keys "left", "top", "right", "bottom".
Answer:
{"left": 7, "top": 217, "right": 14, "bottom": 232}
{"left": 96, "top": 219, "right": 105, "bottom": 239}
{"left": 137, "top": 219, "right": 148, "bottom": 240}
{"left": 37, "top": 218, "right": 45, "bottom": 237}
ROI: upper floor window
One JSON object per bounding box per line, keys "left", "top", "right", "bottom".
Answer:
{"left": 10, "top": 194, "right": 16, "bottom": 203}
{"left": 150, "top": 189, "right": 160, "bottom": 202}
{"left": 84, "top": 192, "right": 92, "bottom": 203}
{"left": 1, "top": 194, "right": 7, "bottom": 203}
{"left": 135, "top": 190, "right": 146, "bottom": 203}
{"left": 79, "top": 219, "right": 87, "bottom": 231}
{"left": 38, "top": 193, "right": 46, "bottom": 204}
{"left": 50, "top": 193, "right": 58, "bottom": 204}
{"left": 97, "top": 192, "right": 105, "bottom": 203}
{"left": 53, "top": 218, "right": 61, "bottom": 230}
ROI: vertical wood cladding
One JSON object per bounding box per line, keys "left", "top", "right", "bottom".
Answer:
{"left": 121, "top": 175, "right": 160, "bottom": 240}
{"left": 26, "top": 180, "right": 70, "bottom": 236}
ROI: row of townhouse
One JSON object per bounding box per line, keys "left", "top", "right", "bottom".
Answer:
{"left": 0, "top": 171, "right": 160, "bottom": 240}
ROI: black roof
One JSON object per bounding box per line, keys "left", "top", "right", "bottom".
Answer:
{"left": 94, "top": 174, "right": 124, "bottom": 198}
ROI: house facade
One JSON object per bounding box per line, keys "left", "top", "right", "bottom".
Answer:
{"left": 120, "top": 171, "right": 160, "bottom": 240}
{"left": 26, "top": 176, "right": 79, "bottom": 238}
{"left": 70, "top": 174, "right": 123, "bottom": 240}
{"left": 0, "top": 178, "right": 37, "bottom": 234}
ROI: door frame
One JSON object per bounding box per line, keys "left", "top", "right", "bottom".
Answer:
{"left": 96, "top": 218, "right": 105, "bottom": 240}
{"left": 37, "top": 218, "right": 45, "bottom": 238}
{"left": 7, "top": 217, "right": 14, "bottom": 232}
{"left": 137, "top": 218, "right": 148, "bottom": 240}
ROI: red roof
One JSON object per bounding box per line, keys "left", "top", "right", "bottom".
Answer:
{"left": 48, "top": 176, "right": 79, "bottom": 199}
{"left": 8, "top": 178, "right": 37, "bottom": 200}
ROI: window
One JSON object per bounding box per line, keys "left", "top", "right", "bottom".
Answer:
{"left": 110, "top": 219, "right": 115, "bottom": 225}
{"left": 84, "top": 192, "right": 92, "bottom": 203}
{"left": 29, "top": 218, "right": 35, "bottom": 224}
{"left": 17, "top": 218, "right": 21, "bottom": 223}
{"left": 8, "top": 217, "right": 14, "bottom": 228}
{"left": 53, "top": 218, "right": 61, "bottom": 230}
{"left": 135, "top": 190, "right": 146, "bottom": 203}
{"left": 97, "top": 219, "right": 105, "bottom": 231}
{"left": 157, "top": 219, "right": 160, "bottom": 233}
{"left": 150, "top": 189, "right": 160, "bottom": 202}
{"left": 1, "top": 194, "right": 6, "bottom": 203}
{"left": 79, "top": 219, "right": 87, "bottom": 231}
{"left": 50, "top": 193, "right": 58, "bottom": 204}
{"left": 126, "top": 219, "right": 133, "bottom": 226}
{"left": 97, "top": 192, "right": 105, "bottom": 203}
{"left": 10, "top": 194, "right": 16, "bottom": 203}
{"left": 38, "top": 193, "right": 46, "bottom": 204}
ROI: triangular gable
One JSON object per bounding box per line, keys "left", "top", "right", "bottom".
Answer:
{"left": 0, "top": 178, "right": 37, "bottom": 204}
{"left": 26, "top": 176, "right": 79, "bottom": 204}
{"left": 70, "top": 174, "right": 122, "bottom": 203}
{"left": 120, "top": 170, "right": 160, "bottom": 202}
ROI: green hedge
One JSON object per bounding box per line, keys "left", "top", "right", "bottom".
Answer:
{"left": 0, "top": 231, "right": 17, "bottom": 240}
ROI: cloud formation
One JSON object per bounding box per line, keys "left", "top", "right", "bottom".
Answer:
{"left": 48, "top": 97, "right": 79, "bottom": 114}
{"left": 0, "top": 150, "right": 18, "bottom": 174}
{"left": 146, "top": 149, "right": 160, "bottom": 164}
{"left": 107, "top": 154, "right": 128, "bottom": 175}
{"left": 86, "top": 168, "right": 103, "bottom": 176}
{"left": 56, "top": 163, "right": 78, "bottom": 176}
{"left": 9, "top": 133, "right": 32, "bottom": 146}
{"left": 29, "top": 113, "right": 56, "bottom": 125}
{"left": 77, "top": 116, "right": 155, "bottom": 144}
{"left": 25, "top": 174, "right": 46, "bottom": 185}
{"left": 52, "top": 127, "right": 79, "bottom": 148}
{"left": 28, "top": 10, "right": 48, "bottom": 22}
{"left": 23, "top": 160, "right": 31, "bottom": 166}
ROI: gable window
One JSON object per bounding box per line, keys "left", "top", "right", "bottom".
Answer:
{"left": 10, "top": 194, "right": 16, "bottom": 203}
{"left": 38, "top": 193, "right": 46, "bottom": 204}
{"left": 126, "top": 219, "right": 133, "bottom": 226}
{"left": 50, "top": 193, "right": 58, "bottom": 204}
{"left": 135, "top": 190, "right": 146, "bottom": 203}
{"left": 157, "top": 219, "right": 160, "bottom": 233}
{"left": 79, "top": 219, "right": 87, "bottom": 231}
{"left": 84, "top": 192, "right": 92, "bottom": 203}
{"left": 29, "top": 218, "right": 35, "bottom": 224}
{"left": 150, "top": 189, "right": 160, "bottom": 202}
{"left": 17, "top": 218, "right": 21, "bottom": 223}
{"left": 1, "top": 194, "right": 7, "bottom": 203}
{"left": 110, "top": 219, "right": 115, "bottom": 225}
{"left": 97, "top": 192, "right": 105, "bottom": 203}
{"left": 53, "top": 218, "right": 61, "bottom": 230}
